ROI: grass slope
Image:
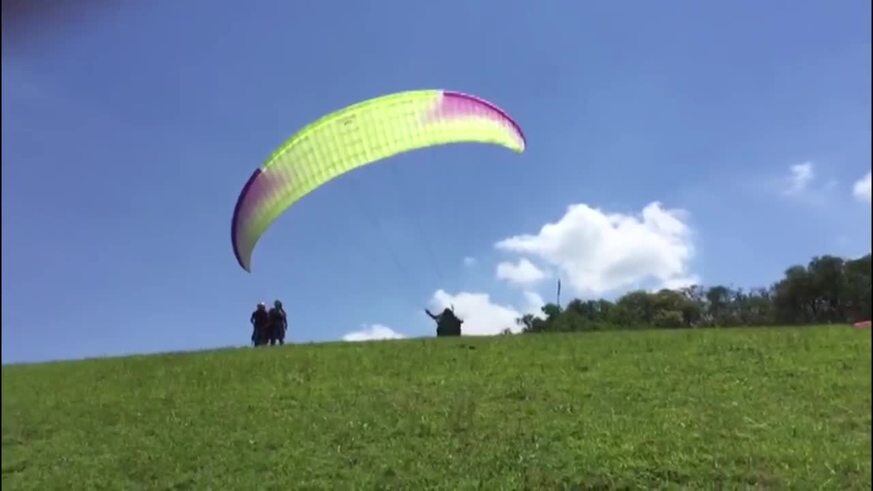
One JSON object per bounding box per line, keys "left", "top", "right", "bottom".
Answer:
{"left": 3, "top": 326, "right": 871, "bottom": 489}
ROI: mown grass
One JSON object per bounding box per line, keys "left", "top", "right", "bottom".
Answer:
{"left": 2, "top": 326, "right": 870, "bottom": 489}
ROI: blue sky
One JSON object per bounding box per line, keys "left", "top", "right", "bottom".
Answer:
{"left": 3, "top": 0, "right": 870, "bottom": 363}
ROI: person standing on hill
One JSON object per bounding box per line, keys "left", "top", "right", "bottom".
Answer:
{"left": 268, "top": 300, "right": 288, "bottom": 346}
{"left": 425, "top": 307, "right": 463, "bottom": 337}
{"left": 250, "top": 303, "right": 269, "bottom": 346}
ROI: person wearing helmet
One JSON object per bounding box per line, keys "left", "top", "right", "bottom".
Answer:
{"left": 250, "top": 302, "right": 269, "bottom": 346}
{"left": 268, "top": 300, "right": 288, "bottom": 346}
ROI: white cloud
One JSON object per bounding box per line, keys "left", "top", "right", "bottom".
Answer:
{"left": 853, "top": 171, "right": 871, "bottom": 204}
{"left": 496, "top": 258, "right": 548, "bottom": 286}
{"left": 430, "top": 289, "right": 523, "bottom": 334}
{"left": 522, "top": 291, "right": 546, "bottom": 319}
{"left": 342, "top": 324, "right": 406, "bottom": 342}
{"left": 495, "top": 202, "right": 696, "bottom": 296}
{"left": 783, "top": 162, "right": 814, "bottom": 195}
{"left": 463, "top": 256, "right": 477, "bottom": 267}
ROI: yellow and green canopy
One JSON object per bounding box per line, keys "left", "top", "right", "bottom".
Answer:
{"left": 232, "top": 89, "right": 526, "bottom": 272}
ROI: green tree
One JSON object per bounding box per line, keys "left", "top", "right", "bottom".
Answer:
{"left": 651, "top": 289, "right": 693, "bottom": 328}
{"left": 807, "top": 255, "right": 847, "bottom": 322}
{"left": 614, "top": 290, "right": 654, "bottom": 326}
{"left": 706, "top": 285, "right": 734, "bottom": 325}
{"left": 773, "top": 266, "right": 814, "bottom": 324}
{"left": 541, "top": 303, "right": 562, "bottom": 321}
{"left": 844, "top": 254, "right": 872, "bottom": 322}
{"left": 516, "top": 313, "right": 548, "bottom": 333}
{"left": 517, "top": 251, "right": 870, "bottom": 335}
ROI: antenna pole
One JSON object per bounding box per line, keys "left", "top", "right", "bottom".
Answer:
{"left": 557, "top": 279, "right": 562, "bottom": 308}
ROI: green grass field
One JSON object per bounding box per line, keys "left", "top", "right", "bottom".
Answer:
{"left": 3, "top": 326, "right": 871, "bottom": 489}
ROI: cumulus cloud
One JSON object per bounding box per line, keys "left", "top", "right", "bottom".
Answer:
{"left": 495, "top": 202, "right": 696, "bottom": 296}
{"left": 430, "top": 289, "right": 522, "bottom": 334}
{"left": 853, "top": 171, "right": 871, "bottom": 204}
{"left": 495, "top": 258, "right": 548, "bottom": 286}
{"left": 342, "top": 324, "right": 406, "bottom": 342}
{"left": 463, "top": 256, "right": 477, "bottom": 267}
{"left": 522, "top": 291, "right": 546, "bottom": 319}
{"left": 783, "top": 162, "right": 814, "bottom": 195}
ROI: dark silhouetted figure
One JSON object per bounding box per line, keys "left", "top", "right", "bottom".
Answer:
{"left": 426, "top": 307, "right": 463, "bottom": 337}
{"left": 268, "top": 300, "right": 287, "bottom": 346}
{"left": 250, "top": 303, "right": 269, "bottom": 346}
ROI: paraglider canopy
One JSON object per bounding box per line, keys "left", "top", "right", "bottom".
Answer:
{"left": 231, "top": 89, "right": 526, "bottom": 272}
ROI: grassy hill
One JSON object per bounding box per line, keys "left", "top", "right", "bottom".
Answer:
{"left": 3, "top": 326, "right": 870, "bottom": 489}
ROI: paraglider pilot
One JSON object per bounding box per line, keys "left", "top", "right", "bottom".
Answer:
{"left": 425, "top": 307, "right": 463, "bottom": 337}
{"left": 250, "top": 303, "right": 269, "bottom": 346}
{"left": 268, "top": 300, "right": 288, "bottom": 346}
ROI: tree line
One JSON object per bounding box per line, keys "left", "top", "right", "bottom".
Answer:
{"left": 516, "top": 253, "right": 871, "bottom": 333}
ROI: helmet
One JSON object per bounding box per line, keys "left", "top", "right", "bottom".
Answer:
{"left": 274, "top": 300, "right": 282, "bottom": 308}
